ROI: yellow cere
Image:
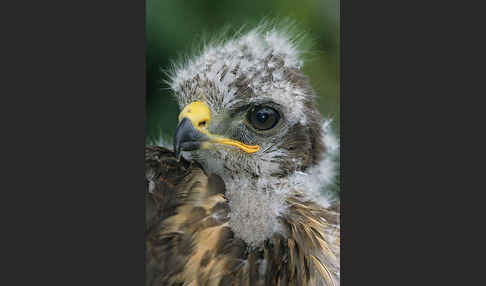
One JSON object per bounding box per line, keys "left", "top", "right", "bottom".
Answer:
{"left": 178, "top": 101, "right": 211, "bottom": 133}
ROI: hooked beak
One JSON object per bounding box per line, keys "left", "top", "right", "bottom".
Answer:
{"left": 173, "top": 117, "right": 210, "bottom": 159}
{"left": 173, "top": 101, "right": 260, "bottom": 159}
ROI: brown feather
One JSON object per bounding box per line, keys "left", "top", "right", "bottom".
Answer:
{"left": 146, "top": 147, "right": 339, "bottom": 286}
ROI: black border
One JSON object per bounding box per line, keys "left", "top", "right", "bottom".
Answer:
{"left": 2, "top": 1, "right": 145, "bottom": 284}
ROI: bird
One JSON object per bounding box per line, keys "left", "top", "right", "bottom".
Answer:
{"left": 145, "top": 23, "right": 340, "bottom": 286}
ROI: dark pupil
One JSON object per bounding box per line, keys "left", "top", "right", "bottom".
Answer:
{"left": 256, "top": 111, "right": 269, "bottom": 123}
{"left": 250, "top": 107, "right": 279, "bottom": 130}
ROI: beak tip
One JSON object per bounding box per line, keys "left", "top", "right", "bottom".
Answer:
{"left": 173, "top": 140, "right": 181, "bottom": 161}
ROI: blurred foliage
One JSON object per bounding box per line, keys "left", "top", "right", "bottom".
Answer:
{"left": 147, "top": 0, "right": 340, "bottom": 143}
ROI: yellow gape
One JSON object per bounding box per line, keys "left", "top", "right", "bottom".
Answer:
{"left": 178, "top": 101, "right": 260, "bottom": 154}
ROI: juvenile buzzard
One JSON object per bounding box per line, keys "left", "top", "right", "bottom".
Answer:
{"left": 146, "top": 24, "right": 340, "bottom": 286}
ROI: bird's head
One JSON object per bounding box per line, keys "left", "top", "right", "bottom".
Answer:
{"left": 170, "top": 25, "right": 328, "bottom": 180}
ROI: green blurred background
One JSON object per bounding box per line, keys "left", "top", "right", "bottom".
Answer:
{"left": 146, "top": 0, "right": 340, "bottom": 143}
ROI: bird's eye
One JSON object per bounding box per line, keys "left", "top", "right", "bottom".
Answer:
{"left": 248, "top": 106, "right": 280, "bottom": 130}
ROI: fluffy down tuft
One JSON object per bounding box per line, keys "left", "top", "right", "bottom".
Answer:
{"left": 166, "top": 22, "right": 313, "bottom": 125}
